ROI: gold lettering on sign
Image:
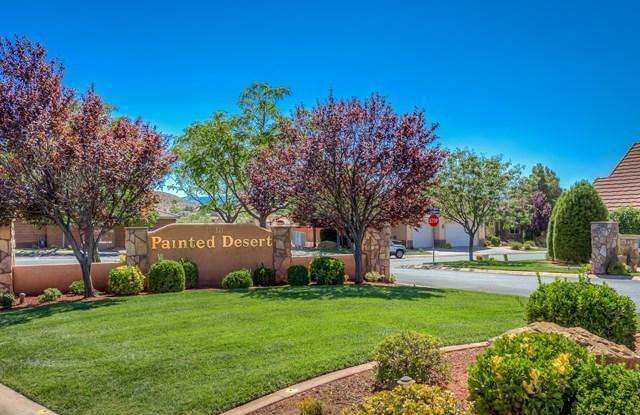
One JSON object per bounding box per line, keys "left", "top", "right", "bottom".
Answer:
{"left": 150, "top": 234, "right": 272, "bottom": 251}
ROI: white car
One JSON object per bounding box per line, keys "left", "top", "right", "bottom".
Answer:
{"left": 390, "top": 241, "right": 406, "bottom": 258}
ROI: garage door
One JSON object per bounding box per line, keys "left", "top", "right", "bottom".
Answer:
{"left": 412, "top": 225, "right": 434, "bottom": 248}
{"left": 445, "top": 223, "right": 476, "bottom": 247}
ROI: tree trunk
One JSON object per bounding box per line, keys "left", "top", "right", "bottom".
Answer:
{"left": 468, "top": 232, "right": 476, "bottom": 261}
{"left": 353, "top": 237, "right": 364, "bottom": 284}
{"left": 79, "top": 256, "right": 96, "bottom": 298}
{"left": 92, "top": 243, "right": 101, "bottom": 263}
{"left": 312, "top": 226, "right": 316, "bottom": 248}
{"left": 259, "top": 215, "right": 268, "bottom": 228}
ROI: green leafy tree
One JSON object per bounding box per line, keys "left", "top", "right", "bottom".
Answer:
{"left": 432, "top": 149, "right": 521, "bottom": 260}
{"left": 610, "top": 207, "right": 640, "bottom": 235}
{"left": 552, "top": 181, "right": 608, "bottom": 263}
{"left": 496, "top": 177, "right": 532, "bottom": 241}
{"left": 529, "top": 163, "right": 563, "bottom": 205}
{"left": 546, "top": 192, "right": 568, "bottom": 260}
{"left": 172, "top": 83, "right": 290, "bottom": 226}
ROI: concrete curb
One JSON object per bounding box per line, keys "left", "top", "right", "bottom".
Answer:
{"left": 220, "top": 341, "right": 489, "bottom": 415}
{"left": 0, "top": 383, "right": 57, "bottom": 415}
{"left": 409, "top": 266, "right": 640, "bottom": 281}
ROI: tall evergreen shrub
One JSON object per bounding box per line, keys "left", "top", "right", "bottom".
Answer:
{"left": 552, "top": 181, "right": 607, "bottom": 263}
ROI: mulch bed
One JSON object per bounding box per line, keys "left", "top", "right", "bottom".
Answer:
{"left": 1, "top": 293, "right": 112, "bottom": 311}
{"left": 252, "top": 346, "right": 486, "bottom": 415}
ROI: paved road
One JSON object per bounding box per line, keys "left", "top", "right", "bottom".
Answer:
{"left": 392, "top": 260, "right": 640, "bottom": 311}
{"left": 400, "top": 250, "right": 547, "bottom": 267}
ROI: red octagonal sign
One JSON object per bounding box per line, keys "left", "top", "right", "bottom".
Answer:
{"left": 428, "top": 214, "right": 440, "bottom": 227}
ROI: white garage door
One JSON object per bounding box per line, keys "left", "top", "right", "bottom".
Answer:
{"left": 445, "top": 223, "right": 476, "bottom": 247}
{"left": 412, "top": 225, "right": 434, "bottom": 248}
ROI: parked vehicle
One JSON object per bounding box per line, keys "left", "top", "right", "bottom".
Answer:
{"left": 390, "top": 241, "right": 406, "bottom": 258}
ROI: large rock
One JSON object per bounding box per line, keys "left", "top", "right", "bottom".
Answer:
{"left": 494, "top": 322, "right": 640, "bottom": 369}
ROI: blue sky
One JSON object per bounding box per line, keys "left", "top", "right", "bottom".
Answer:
{"left": 4, "top": 1, "right": 639, "bottom": 188}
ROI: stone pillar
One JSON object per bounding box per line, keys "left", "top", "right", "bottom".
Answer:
{"left": 272, "top": 226, "right": 292, "bottom": 279}
{"left": 363, "top": 224, "right": 391, "bottom": 277}
{"left": 591, "top": 221, "right": 619, "bottom": 275}
{"left": 125, "top": 227, "right": 149, "bottom": 273}
{"left": 0, "top": 221, "right": 15, "bottom": 294}
{"left": 619, "top": 235, "right": 640, "bottom": 272}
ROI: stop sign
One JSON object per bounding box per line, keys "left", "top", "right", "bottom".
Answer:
{"left": 428, "top": 214, "right": 440, "bottom": 227}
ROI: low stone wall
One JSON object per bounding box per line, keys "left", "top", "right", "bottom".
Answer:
{"left": 591, "top": 221, "right": 620, "bottom": 274}
{"left": 619, "top": 235, "right": 640, "bottom": 272}
{"left": 0, "top": 222, "right": 14, "bottom": 294}
{"left": 13, "top": 262, "right": 120, "bottom": 295}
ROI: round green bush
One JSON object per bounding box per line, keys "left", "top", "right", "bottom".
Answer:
{"left": 523, "top": 241, "right": 534, "bottom": 251}
{"left": 0, "top": 293, "right": 14, "bottom": 309}
{"left": 572, "top": 360, "right": 640, "bottom": 415}
{"left": 287, "top": 265, "right": 309, "bottom": 286}
{"left": 178, "top": 258, "right": 199, "bottom": 289}
{"left": 488, "top": 235, "right": 501, "bottom": 247}
{"left": 252, "top": 264, "right": 276, "bottom": 286}
{"left": 344, "top": 384, "right": 465, "bottom": 415}
{"left": 509, "top": 241, "right": 522, "bottom": 250}
{"left": 468, "top": 332, "right": 591, "bottom": 415}
{"left": 38, "top": 288, "right": 62, "bottom": 303}
{"left": 148, "top": 260, "right": 186, "bottom": 293}
{"left": 546, "top": 193, "right": 565, "bottom": 260}
{"left": 108, "top": 265, "right": 145, "bottom": 296}
{"left": 552, "top": 181, "right": 608, "bottom": 263}
{"left": 310, "top": 257, "right": 345, "bottom": 285}
{"left": 372, "top": 331, "right": 450, "bottom": 389}
{"left": 364, "top": 271, "right": 383, "bottom": 282}
{"left": 221, "top": 269, "right": 252, "bottom": 289}
{"left": 68, "top": 280, "right": 85, "bottom": 295}
{"left": 526, "top": 276, "right": 636, "bottom": 349}
{"left": 607, "top": 260, "right": 629, "bottom": 276}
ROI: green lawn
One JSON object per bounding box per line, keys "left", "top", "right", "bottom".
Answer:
{"left": 0, "top": 286, "right": 525, "bottom": 415}
{"left": 444, "top": 259, "right": 586, "bottom": 274}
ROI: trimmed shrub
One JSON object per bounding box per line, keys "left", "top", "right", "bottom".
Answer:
{"left": 252, "top": 264, "right": 277, "bottom": 286}
{"left": 552, "top": 181, "right": 608, "bottom": 263}
{"left": 526, "top": 275, "right": 636, "bottom": 349}
{"left": 609, "top": 206, "right": 640, "bottom": 235}
{"left": 178, "top": 258, "right": 199, "bottom": 289}
{"left": 523, "top": 241, "right": 534, "bottom": 250}
{"left": 364, "top": 271, "right": 383, "bottom": 282}
{"left": 320, "top": 228, "right": 337, "bottom": 242}
{"left": 108, "top": 265, "right": 145, "bottom": 296}
{"left": 488, "top": 235, "right": 501, "bottom": 247}
{"left": 148, "top": 260, "right": 186, "bottom": 293}
{"left": 387, "top": 274, "right": 396, "bottom": 283}
{"left": 607, "top": 260, "right": 629, "bottom": 276}
{"left": 372, "top": 331, "right": 450, "bottom": 389}
{"left": 509, "top": 241, "right": 522, "bottom": 250}
{"left": 221, "top": 269, "right": 252, "bottom": 289}
{"left": 38, "top": 288, "right": 62, "bottom": 303}
{"left": 287, "top": 265, "right": 309, "bottom": 286}
{"left": 344, "top": 384, "right": 466, "bottom": 415}
{"left": 297, "top": 396, "right": 323, "bottom": 415}
{"left": 68, "top": 280, "right": 85, "bottom": 295}
{"left": 468, "top": 332, "right": 590, "bottom": 415}
{"left": 546, "top": 193, "right": 565, "bottom": 260}
{"left": 310, "top": 257, "right": 345, "bottom": 285}
{"left": 0, "top": 293, "right": 14, "bottom": 309}
{"left": 572, "top": 360, "right": 640, "bottom": 415}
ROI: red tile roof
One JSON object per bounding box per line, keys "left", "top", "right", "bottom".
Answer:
{"left": 594, "top": 142, "right": 640, "bottom": 210}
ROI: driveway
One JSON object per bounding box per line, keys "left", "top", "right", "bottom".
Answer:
{"left": 392, "top": 261, "right": 640, "bottom": 311}
{"left": 15, "top": 254, "right": 120, "bottom": 265}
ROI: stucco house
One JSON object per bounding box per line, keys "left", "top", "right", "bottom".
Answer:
{"left": 594, "top": 141, "right": 640, "bottom": 210}
{"left": 391, "top": 220, "right": 486, "bottom": 249}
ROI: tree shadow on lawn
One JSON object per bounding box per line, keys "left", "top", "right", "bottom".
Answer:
{"left": 242, "top": 285, "right": 447, "bottom": 301}
{"left": 0, "top": 298, "right": 124, "bottom": 328}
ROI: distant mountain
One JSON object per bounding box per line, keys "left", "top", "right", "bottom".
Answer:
{"left": 182, "top": 195, "right": 211, "bottom": 205}
{"left": 155, "top": 191, "right": 197, "bottom": 215}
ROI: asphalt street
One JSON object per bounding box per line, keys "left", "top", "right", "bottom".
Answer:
{"left": 392, "top": 258, "right": 640, "bottom": 311}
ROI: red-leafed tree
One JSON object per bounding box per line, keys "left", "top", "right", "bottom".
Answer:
{"left": 0, "top": 38, "right": 174, "bottom": 297}
{"left": 282, "top": 94, "right": 446, "bottom": 283}
{"left": 242, "top": 144, "right": 294, "bottom": 227}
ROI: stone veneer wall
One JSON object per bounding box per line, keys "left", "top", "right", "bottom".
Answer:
{"left": 362, "top": 224, "right": 391, "bottom": 277}
{"left": 619, "top": 235, "right": 640, "bottom": 272}
{"left": 272, "top": 226, "right": 292, "bottom": 276}
{"left": 125, "top": 227, "right": 149, "bottom": 273}
{"left": 0, "top": 221, "right": 14, "bottom": 294}
{"left": 591, "top": 221, "right": 619, "bottom": 274}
